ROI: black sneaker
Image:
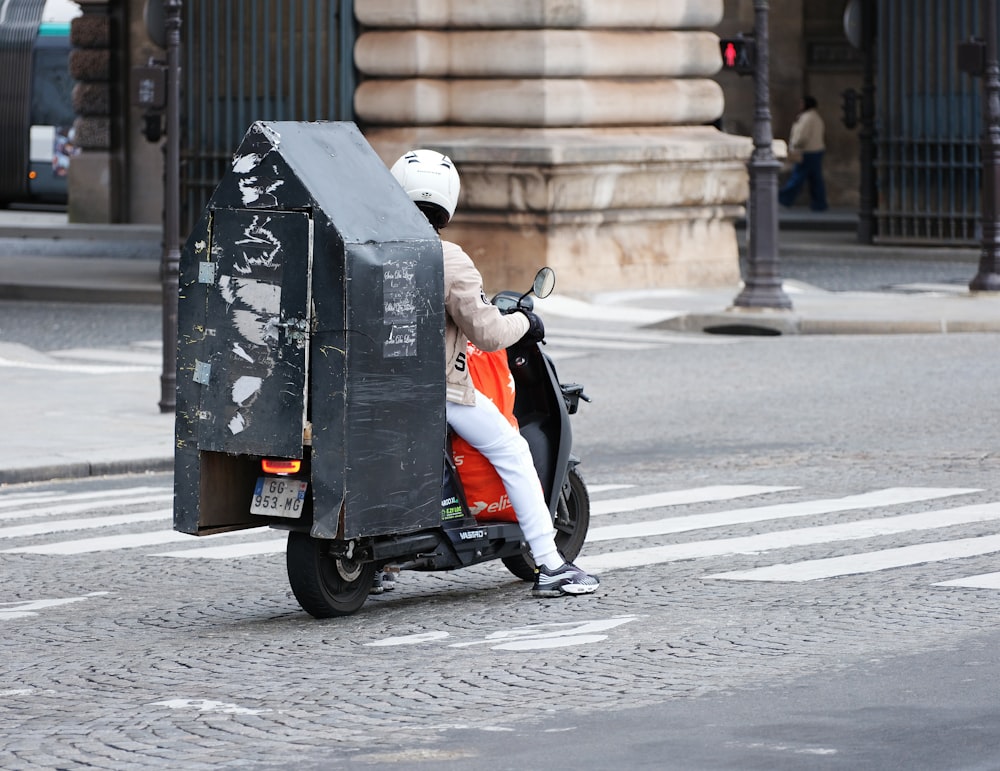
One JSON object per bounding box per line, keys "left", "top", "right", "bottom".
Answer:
{"left": 380, "top": 569, "right": 397, "bottom": 591}
{"left": 371, "top": 568, "right": 397, "bottom": 594}
{"left": 532, "top": 562, "right": 599, "bottom": 597}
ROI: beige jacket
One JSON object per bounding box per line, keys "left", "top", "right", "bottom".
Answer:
{"left": 443, "top": 240, "right": 529, "bottom": 405}
{"left": 788, "top": 108, "right": 825, "bottom": 154}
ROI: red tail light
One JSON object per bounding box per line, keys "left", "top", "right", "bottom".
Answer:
{"left": 261, "top": 458, "right": 301, "bottom": 475}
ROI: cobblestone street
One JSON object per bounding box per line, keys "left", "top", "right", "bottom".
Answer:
{"left": 5, "top": 474, "right": 1000, "bottom": 768}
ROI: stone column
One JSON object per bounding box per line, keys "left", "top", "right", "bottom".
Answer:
{"left": 354, "top": 0, "right": 752, "bottom": 292}
{"left": 67, "top": 0, "right": 118, "bottom": 222}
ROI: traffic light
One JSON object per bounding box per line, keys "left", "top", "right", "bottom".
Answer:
{"left": 719, "top": 35, "right": 756, "bottom": 76}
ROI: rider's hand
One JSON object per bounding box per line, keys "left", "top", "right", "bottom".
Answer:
{"left": 518, "top": 309, "right": 545, "bottom": 343}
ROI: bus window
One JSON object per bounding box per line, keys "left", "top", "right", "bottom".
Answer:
{"left": 27, "top": 19, "right": 76, "bottom": 201}
{"left": 0, "top": 0, "right": 79, "bottom": 206}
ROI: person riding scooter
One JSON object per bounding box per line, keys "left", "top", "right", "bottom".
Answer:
{"left": 390, "top": 149, "right": 599, "bottom": 597}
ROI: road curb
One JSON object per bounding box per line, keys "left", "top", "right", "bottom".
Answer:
{"left": 0, "top": 283, "right": 161, "bottom": 305}
{"left": 650, "top": 311, "right": 1000, "bottom": 336}
{"left": 0, "top": 457, "right": 173, "bottom": 486}
{"left": 0, "top": 223, "right": 160, "bottom": 242}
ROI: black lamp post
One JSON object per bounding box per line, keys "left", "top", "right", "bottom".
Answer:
{"left": 158, "top": 0, "right": 182, "bottom": 413}
{"left": 733, "top": 0, "right": 792, "bottom": 310}
{"left": 856, "top": 0, "right": 877, "bottom": 245}
{"left": 970, "top": 0, "right": 1000, "bottom": 292}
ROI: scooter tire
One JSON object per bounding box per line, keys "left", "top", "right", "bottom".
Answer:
{"left": 286, "top": 531, "right": 376, "bottom": 618}
{"left": 502, "top": 465, "right": 591, "bottom": 582}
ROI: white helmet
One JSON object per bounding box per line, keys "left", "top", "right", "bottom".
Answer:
{"left": 390, "top": 149, "right": 461, "bottom": 225}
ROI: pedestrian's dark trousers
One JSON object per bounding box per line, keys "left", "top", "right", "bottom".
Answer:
{"left": 779, "top": 150, "right": 827, "bottom": 211}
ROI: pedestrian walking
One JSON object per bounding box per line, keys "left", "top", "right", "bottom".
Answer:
{"left": 779, "top": 95, "right": 828, "bottom": 211}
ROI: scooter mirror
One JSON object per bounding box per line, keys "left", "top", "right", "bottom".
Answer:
{"left": 533, "top": 267, "right": 556, "bottom": 299}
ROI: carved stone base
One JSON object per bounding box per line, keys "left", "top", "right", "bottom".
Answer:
{"left": 443, "top": 206, "right": 743, "bottom": 294}
{"left": 365, "top": 126, "right": 751, "bottom": 292}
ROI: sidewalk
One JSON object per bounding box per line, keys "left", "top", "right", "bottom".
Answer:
{"left": 2, "top": 207, "right": 1000, "bottom": 485}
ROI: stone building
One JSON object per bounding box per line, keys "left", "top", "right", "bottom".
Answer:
{"left": 353, "top": 1, "right": 750, "bottom": 292}
{"left": 57, "top": 0, "right": 988, "bottom": 290}
{"left": 69, "top": 0, "right": 756, "bottom": 293}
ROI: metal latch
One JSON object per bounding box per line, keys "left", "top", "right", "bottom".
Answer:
{"left": 276, "top": 316, "right": 309, "bottom": 346}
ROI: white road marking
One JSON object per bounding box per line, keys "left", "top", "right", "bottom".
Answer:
{"left": 587, "top": 484, "right": 634, "bottom": 495}
{"left": 366, "top": 617, "right": 639, "bottom": 652}
{"left": 149, "top": 699, "right": 270, "bottom": 715}
{"left": 449, "top": 616, "right": 638, "bottom": 651}
{"left": 0, "top": 486, "right": 170, "bottom": 512}
{"left": 2, "top": 528, "right": 249, "bottom": 555}
{"left": 710, "top": 534, "right": 1000, "bottom": 583}
{"left": 935, "top": 571, "right": 1000, "bottom": 589}
{"left": 591, "top": 486, "right": 799, "bottom": 516}
{"left": 5, "top": 484, "right": 999, "bottom": 596}
{"left": 0, "top": 491, "right": 52, "bottom": 507}
{"left": 577, "top": 503, "right": 1000, "bottom": 573}
{"left": 0, "top": 492, "right": 173, "bottom": 521}
{"left": 0, "top": 356, "right": 155, "bottom": 374}
{"left": 546, "top": 327, "right": 735, "bottom": 346}
{"left": 0, "top": 592, "right": 110, "bottom": 620}
{"left": 0, "top": 509, "right": 171, "bottom": 539}
{"left": 534, "top": 295, "right": 682, "bottom": 326}
{"left": 48, "top": 347, "right": 162, "bottom": 367}
{"left": 547, "top": 338, "right": 662, "bottom": 351}
{"left": 587, "top": 488, "right": 979, "bottom": 542}
{"left": 154, "top": 538, "right": 286, "bottom": 559}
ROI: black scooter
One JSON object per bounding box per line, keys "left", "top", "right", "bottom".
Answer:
{"left": 280, "top": 268, "right": 591, "bottom": 618}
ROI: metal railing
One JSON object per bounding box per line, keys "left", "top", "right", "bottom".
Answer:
{"left": 180, "top": 0, "right": 354, "bottom": 235}
{"left": 875, "top": 0, "right": 983, "bottom": 244}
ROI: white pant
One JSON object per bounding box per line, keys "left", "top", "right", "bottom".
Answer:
{"left": 446, "top": 390, "right": 560, "bottom": 568}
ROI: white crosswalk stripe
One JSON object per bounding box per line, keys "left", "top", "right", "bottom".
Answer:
{"left": 4, "top": 527, "right": 264, "bottom": 555}
{"left": 0, "top": 485, "right": 170, "bottom": 512}
{"left": 2, "top": 482, "right": 1000, "bottom": 594}
{"left": 0, "top": 508, "right": 171, "bottom": 539}
{"left": 935, "top": 571, "right": 1000, "bottom": 589}
{"left": 546, "top": 327, "right": 736, "bottom": 347}
{"left": 0, "top": 356, "right": 156, "bottom": 374}
{"left": 542, "top": 326, "right": 738, "bottom": 360}
{"left": 0, "top": 491, "right": 173, "bottom": 521}
{"left": 0, "top": 344, "right": 161, "bottom": 374}
{"left": 578, "top": 502, "right": 1000, "bottom": 573}
{"left": 708, "top": 534, "right": 1000, "bottom": 583}
{"left": 48, "top": 346, "right": 162, "bottom": 368}
{"left": 588, "top": 488, "right": 979, "bottom": 541}
{"left": 591, "top": 485, "right": 798, "bottom": 516}
{"left": 154, "top": 539, "right": 286, "bottom": 560}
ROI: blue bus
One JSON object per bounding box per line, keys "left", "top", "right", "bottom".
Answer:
{"left": 0, "top": 0, "right": 79, "bottom": 206}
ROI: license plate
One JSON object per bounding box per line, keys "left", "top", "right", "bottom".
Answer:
{"left": 251, "top": 477, "right": 308, "bottom": 518}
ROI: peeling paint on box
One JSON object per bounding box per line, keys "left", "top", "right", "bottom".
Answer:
{"left": 231, "top": 375, "right": 262, "bottom": 406}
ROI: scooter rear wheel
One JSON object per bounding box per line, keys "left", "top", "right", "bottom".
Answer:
{"left": 286, "top": 531, "right": 375, "bottom": 618}
{"left": 502, "top": 465, "right": 591, "bottom": 582}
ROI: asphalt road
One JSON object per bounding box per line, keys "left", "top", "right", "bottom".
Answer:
{"left": 4, "top": 318, "right": 1000, "bottom": 769}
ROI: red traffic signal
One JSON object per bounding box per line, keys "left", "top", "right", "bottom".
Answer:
{"left": 719, "top": 36, "right": 756, "bottom": 76}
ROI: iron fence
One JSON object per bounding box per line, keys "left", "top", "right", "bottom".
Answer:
{"left": 875, "top": 0, "right": 983, "bottom": 244}
{"left": 181, "top": 0, "right": 354, "bottom": 235}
